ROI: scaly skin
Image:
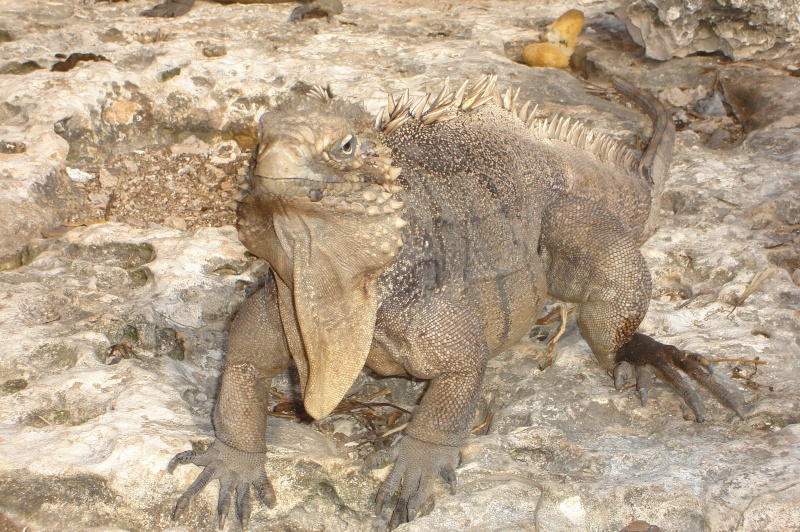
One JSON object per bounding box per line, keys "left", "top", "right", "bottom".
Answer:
{"left": 138, "top": 0, "right": 343, "bottom": 19}
{"left": 168, "top": 77, "right": 747, "bottom": 528}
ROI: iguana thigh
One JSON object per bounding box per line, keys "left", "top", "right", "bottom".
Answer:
{"left": 539, "top": 195, "right": 651, "bottom": 372}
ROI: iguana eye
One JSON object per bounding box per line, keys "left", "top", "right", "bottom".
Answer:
{"left": 338, "top": 134, "right": 356, "bottom": 157}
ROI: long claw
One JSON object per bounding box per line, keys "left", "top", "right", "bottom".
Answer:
{"left": 375, "top": 461, "right": 403, "bottom": 515}
{"left": 173, "top": 460, "right": 220, "bottom": 520}
{"left": 217, "top": 481, "right": 233, "bottom": 529}
{"left": 652, "top": 357, "right": 705, "bottom": 421}
{"left": 675, "top": 352, "right": 746, "bottom": 419}
{"left": 390, "top": 496, "right": 409, "bottom": 528}
{"left": 237, "top": 482, "right": 252, "bottom": 528}
{"left": 677, "top": 396, "right": 696, "bottom": 421}
{"left": 168, "top": 450, "right": 200, "bottom": 473}
{"left": 407, "top": 473, "right": 435, "bottom": 520}
{"left": 638, "top": 380, "right": 649, "bottom": 405}
{"left": 372, "top": 436, "right": 460, "bottom": 526}
{"left": 186, "top": 463, "right": 219, "bottom": 497}
{"left": 168, "top": 440, "right": 272, "bottom": 527}
{"left": 375, "top": 485, "right": 390, "bottom": 515}
{"left": 441, "top": 465, "right": 457, "bottom": 495}
{"left": 390, "top": 467, "right": 421, "bottom": 527}
{"left": 172, "top": 492, "right": 192, "bottom": 521}
{"left": 256, "top": 473, "right": 277, "bottom": 508}
{"left": 167, "top": 451, "right": 191, "bottom": 474}
{"left": 635, "top": 365, "right": 656, "bottom": 406}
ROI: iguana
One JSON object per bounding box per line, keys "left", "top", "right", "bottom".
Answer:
{"left": 167, "top": 76, "right": 746, "bottom": 528}
{"left": 135, "top": 0, "right": 343, "bottom": 20}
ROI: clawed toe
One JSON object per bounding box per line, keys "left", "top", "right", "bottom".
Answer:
{"left": 167, "top": 440, "right": 271, "bottom": 528}
{"left": 614, "top": 362, "right": 656, "bottom": 406}
{"left": 613, "top": 361, "right": 635, "bottom": 391}
{"left": 615, "top": 333, "right": 747, "bottom": 421}
{"left": 368, "top": 436, "right": 460, "bottom": 528}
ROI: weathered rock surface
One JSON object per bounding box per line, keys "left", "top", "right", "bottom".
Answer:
{"left": 616, "top": 0, "right": 800, "bottom": 60}
{"left": 1, "top": 1, "right": 799, "bottom": 531}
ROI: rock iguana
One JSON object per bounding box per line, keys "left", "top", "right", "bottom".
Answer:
{"left": 168, "top": 76, "right": 746, "bottom": 528}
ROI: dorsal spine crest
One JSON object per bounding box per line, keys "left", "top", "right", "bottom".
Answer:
{"left": 375, "top": 76, "right": 643, "bottom": 180}
{"left": 377, "top": 75, "right": 499, "bottom": 135}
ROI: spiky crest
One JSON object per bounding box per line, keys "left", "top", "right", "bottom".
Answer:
{"left": 375, "top": 76, "right": 644, "bottom": 180}
{"left": 377, "top": 75, "right": 499, "bottom": 135}
{"left": 494, "top": 85, "right": 643, "bottom": 179}
{"left": 308, "top": 84, "right": 334, "bottom": 103}
{"left": 529, "top": 114, "right": 642, "bottom": 178}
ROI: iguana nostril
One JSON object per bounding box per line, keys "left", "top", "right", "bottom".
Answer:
{"left": 308, "top": 188, "right": 323, "bottom": 202}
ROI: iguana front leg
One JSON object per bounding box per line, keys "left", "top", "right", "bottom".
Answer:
{"left": 168, "top": 276, "right": 291, "bottom": 527}
{"left": 540, "top": 196, "right": 746, "bottom": 421}
{"left": 365, "top": 296, "right": 489, "bottom": 527}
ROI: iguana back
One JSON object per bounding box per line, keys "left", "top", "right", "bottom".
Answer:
{"left": 377, "top": 76, "right": 674, "bottom": 353}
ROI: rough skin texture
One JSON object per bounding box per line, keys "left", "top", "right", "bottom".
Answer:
{"left": 138, "top": 0, "right": 343, "bottom": 20}
{"left": 168, "top": 77, "right": 746, "bottom": 528}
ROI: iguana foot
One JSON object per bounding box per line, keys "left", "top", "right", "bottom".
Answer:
{"left": 364, "top": 435, "right": 458, "bottom": 528}
{"left": 614, "top": 332, "right": 748, "bottom": 422}
{"left": 167, "top": 439, "right": 275, "bottom": 529}
{"left": 289, "top": 0, "right": 344, "bottom": 22}
{"left": 141, "top": 0, "right": 194, "bottom": 17}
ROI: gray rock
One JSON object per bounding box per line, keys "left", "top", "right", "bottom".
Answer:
{"left": 616, "top": 0, "right": 800, "bottom": 60}
{"left": 694, "top": 91, "right": 727, "bottom": 118}
{"left": 0, "top": 127, "right": 82, "bottom": 267}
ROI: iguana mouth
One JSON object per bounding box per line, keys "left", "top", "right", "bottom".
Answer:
{"left": 252, "top": 175, "right": 404, "bottom": 216}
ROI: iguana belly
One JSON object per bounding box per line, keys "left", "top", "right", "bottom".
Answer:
{"left": 462, "top": 255, "right": 546, "bottom": 354}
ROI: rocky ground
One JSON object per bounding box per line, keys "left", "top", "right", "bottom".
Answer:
{"left": 0, "top": 0, "right": 799, "bottom": 531}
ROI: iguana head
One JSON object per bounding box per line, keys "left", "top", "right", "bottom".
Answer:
{"left": 252, "top": 84, "right": 404, "bottom": 213}
{"left": 242, "top": 84, "right": 405, "bottom": 420}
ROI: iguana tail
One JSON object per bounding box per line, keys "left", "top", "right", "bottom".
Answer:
{"left": 612, "top": 78, "right": 675, "bottom": 193}
{"left": 612, "top": 78, "right": 675, "bottom": 240}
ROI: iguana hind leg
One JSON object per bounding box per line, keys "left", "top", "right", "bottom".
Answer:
{"left": 169, "top": 273, "right": 291, "bottom": 527}
{"left": 540, "top": 196, "right": 745, "bottom": 421}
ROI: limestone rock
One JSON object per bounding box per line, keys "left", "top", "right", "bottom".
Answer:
{"left": 616, "top": 0, "right": 800, "bottom": 60}
{"left": 0, "top": 127, "right": 82, "bottom": 267}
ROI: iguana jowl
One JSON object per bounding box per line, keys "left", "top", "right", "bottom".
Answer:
{"left": 168, "top": 76, "right": 746, "bottom": 528}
